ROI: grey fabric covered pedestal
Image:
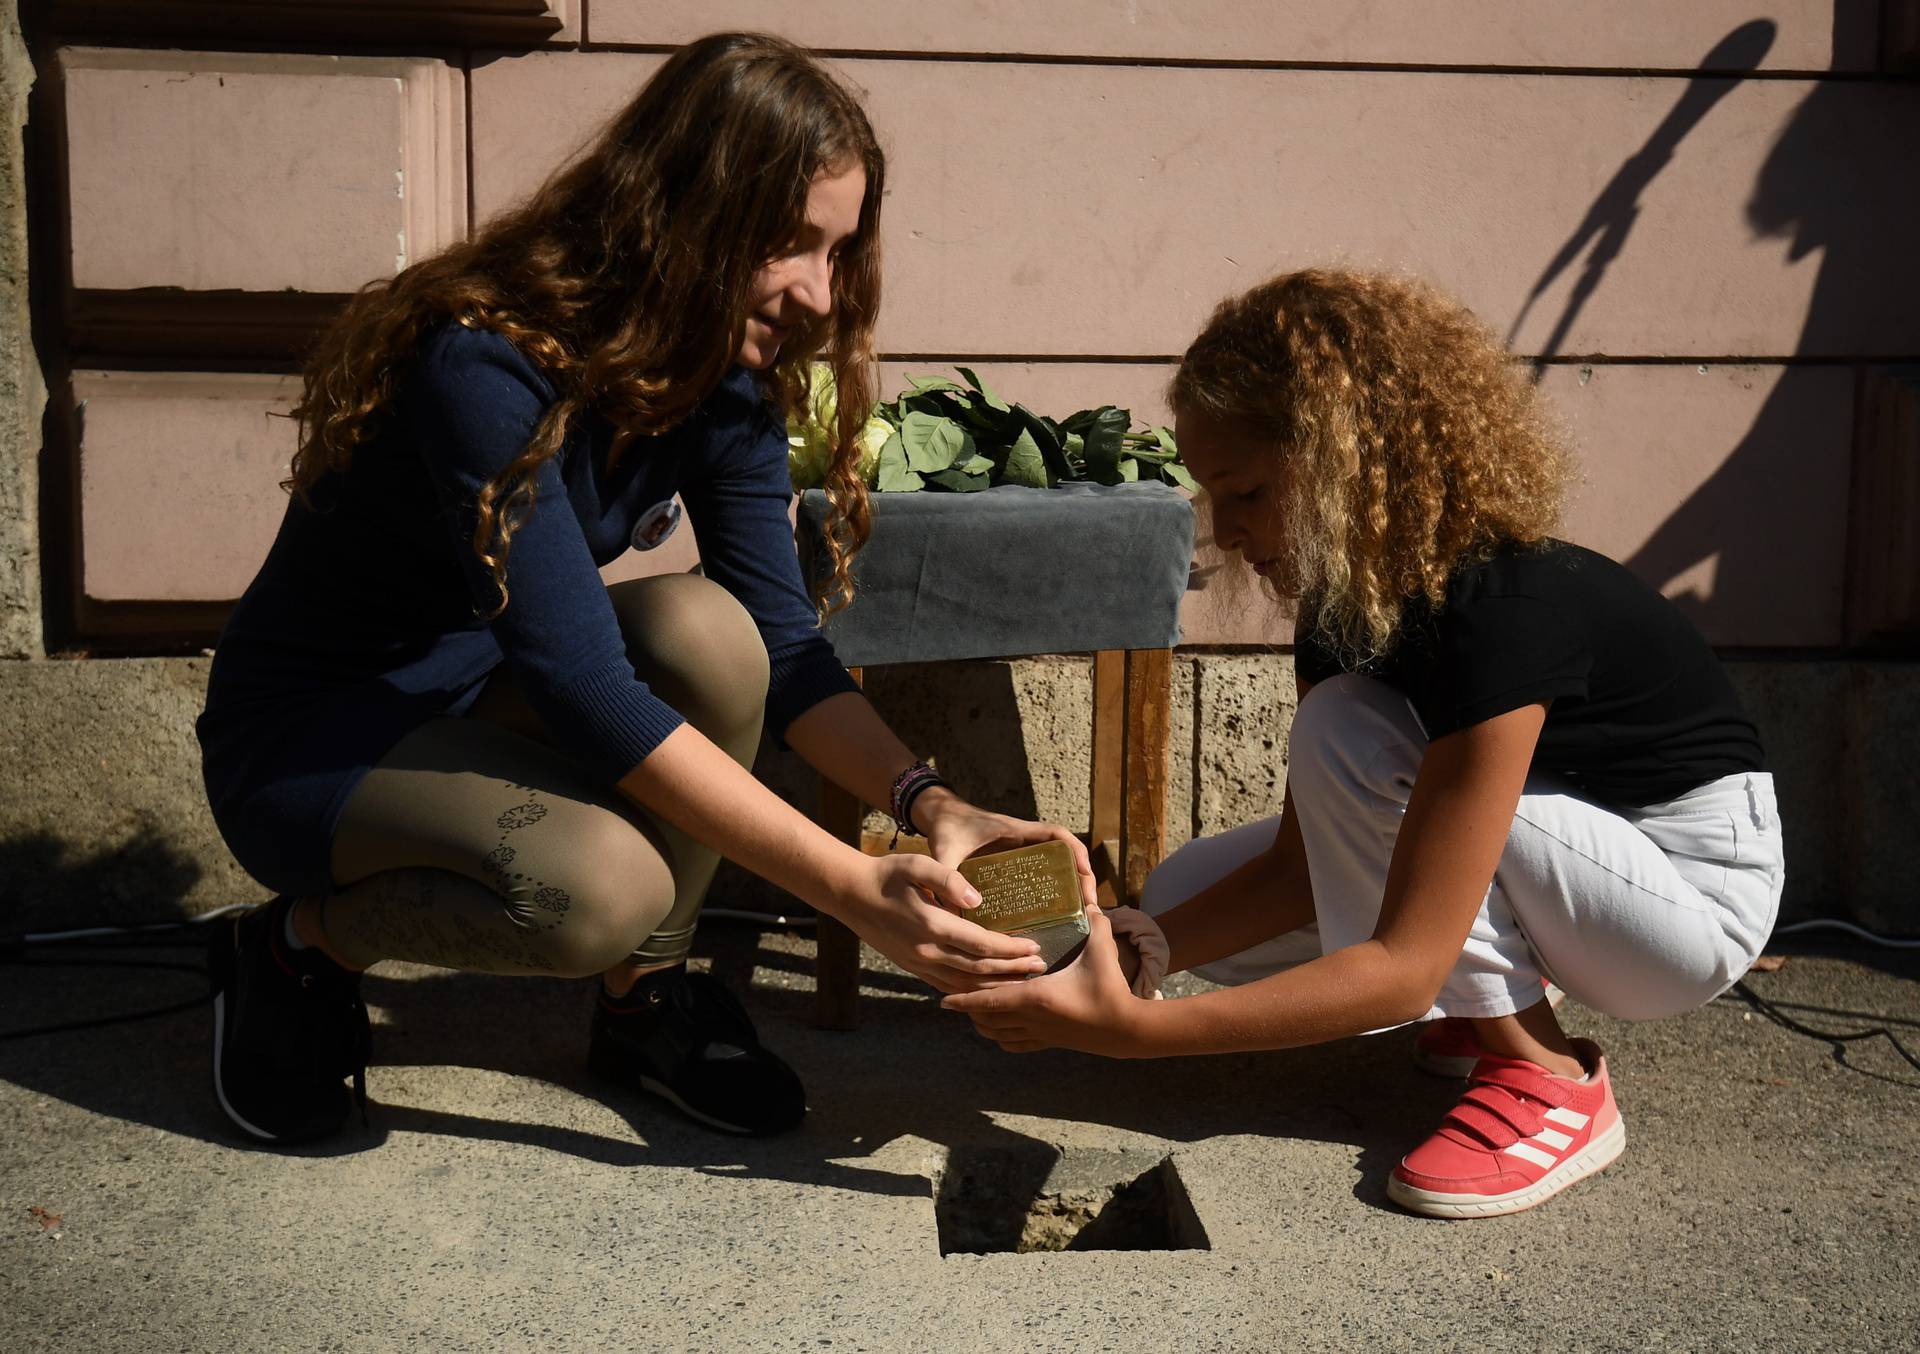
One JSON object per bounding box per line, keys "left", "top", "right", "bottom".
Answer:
{"left": 796, "top": 482, "right": 1194, "bottom": 664}
{"left": 793, "top": 482, "right": 1196, "bottom": 1028}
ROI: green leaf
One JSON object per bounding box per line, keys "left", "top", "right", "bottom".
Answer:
{"left": 1119, "top": 456, "right": 1140, "bottom": 482}
{"left": 958, "top": 453, "right": 995, "bottom": 476}
{"left": 1153, "top": 425, "right": 1178, "bottom": 456}
{"left": 969, "top": 406, "right": 1028, "bottom": 450}
{"left": 1082, "top": 406, "right": 1130, "bottom": 485}
{"left": 876, "top": 431, "right": 924, "bottom": 492}
{"left": 901, "top": 392, "right": 955, "bottom": 421}
{"left": 924, "top": 467, "right": 990, "bottom": 492}
{"left": 1160, "top": 461, "right": 1199, "bottom": 492}
{"left": 1012, "top": 405, "right": 1070, "bottom": 484}
{"left": 955, "top": 367, "right": 1011, "bottom": 412}
{"left": 904, "top": 374, "right": 966, "bottom": 395}
{"left": 901, "top": 411, "right": 969, "bottom": 473}
{"left": 1001, "top": 428, "right": 1050, "bottom": 488}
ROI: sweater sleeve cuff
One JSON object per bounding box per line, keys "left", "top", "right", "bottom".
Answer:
{"left": 766, "top": 642, "right": 862, "bottom": 750}
{"left": 539, "top": 659, "right": 688, "bottom": 782}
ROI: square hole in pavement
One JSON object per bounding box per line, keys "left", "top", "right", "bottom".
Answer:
{"left": 932, "top": 1145, "right": 1210, "bottom": 1255}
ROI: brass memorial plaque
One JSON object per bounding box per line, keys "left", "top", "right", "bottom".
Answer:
{"left": 957, "top": 840, "right": 1090, "bottom": 973}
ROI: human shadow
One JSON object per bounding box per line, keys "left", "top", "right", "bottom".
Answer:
{"left": 0, "top": 826, "right": 205, "bottom": 936}
{"left": 1624, "top": 71, "right": 1920, "bottom": 643}
{"left": 708, "top": 660, "right": 1049, "bottom": 913}
{"left": 14, "top": 882, "right": 1907, "bottom": 1222}
{"left": 1, "top": 868, "right": 1433, "bottom": 1209}
{"left": 331, "top": 923, "right": 1440, "bottom": 1207}
{"left": 1509, "top": 14, "right": 1920, "bottom": 644}
{"left": 1506, "top": 20, "right": 1779, "bottom": 364}
{"left": 858, "top": 659, "right": 1045, "bottom": 822}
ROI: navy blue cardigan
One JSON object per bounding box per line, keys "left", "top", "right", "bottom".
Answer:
{"left": 198, "top": 321, "right": 857, "bottom": 896}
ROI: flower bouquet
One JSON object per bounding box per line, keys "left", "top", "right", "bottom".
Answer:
{"left": 788, "top": 365, "right": 1193, "bottom": 495}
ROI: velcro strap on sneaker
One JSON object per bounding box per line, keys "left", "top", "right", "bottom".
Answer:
{"left": 1445, "top": 1085, "right": 1545, "bottom": 1147}
{"left": 1471, "top": 1058, "right": 1573, "bottom": 1106}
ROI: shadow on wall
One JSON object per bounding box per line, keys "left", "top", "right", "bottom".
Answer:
{"left": 1519, "top": 13, "right": 1920, "bottom": 645}
{"left": 0, "top": 825, "right": 205, "bottom": 936}
{"left": 618, "top": 660, "right": 1053, "bottom": 913}
{"left": 1506, "top": 20, "right": 1779, "bottom": 363}
{"left": 1628, "top": 72, "right": 1918, "bottom": 641}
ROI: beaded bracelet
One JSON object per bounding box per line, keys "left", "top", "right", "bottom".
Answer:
{"left": 888, "top": 760, "right": 949, "bottom": 844}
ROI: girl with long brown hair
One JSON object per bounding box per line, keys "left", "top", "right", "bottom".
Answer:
{"left": 200, "top": 33, "right": 1092, "bottom": 1145}
{"left": 949, "top": 269, "right": 1783, "bottom": 1218}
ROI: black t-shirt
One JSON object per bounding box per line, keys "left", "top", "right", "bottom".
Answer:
{"left": 1293, "top": 540, "right": 1765, "bottom": 808}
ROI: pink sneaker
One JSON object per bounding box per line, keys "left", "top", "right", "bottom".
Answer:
{"left": 1412, "top": 982, "right": 1566, "bottom": 1078}
{"left": 1387, "top": 1038, "right": 1625, "bottom": 1218}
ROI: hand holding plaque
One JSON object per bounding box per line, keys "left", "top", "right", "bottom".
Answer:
{"left": 956, "top": 840, "right": 1093, "bottom": 974}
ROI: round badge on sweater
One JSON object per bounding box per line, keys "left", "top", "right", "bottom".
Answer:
{"left": 632, "top": 499, "right": 682, "bottom": 551}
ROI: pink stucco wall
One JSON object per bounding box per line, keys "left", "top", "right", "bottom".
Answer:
{"left": 63, "top": 49, "right": 467, "bottom": 293}
{"left": 589, "top": 2, "right": 1879, "bottom": 71}
{"left": 47, "top": 5, "right": 1918, "bottom": 650}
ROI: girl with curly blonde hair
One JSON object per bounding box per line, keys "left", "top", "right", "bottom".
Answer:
{"left": 201, "top": 33, "right": 1092, "bottom": 1147}
{"left": 950, "top": 269, "right": 1783, "bottom": 1218}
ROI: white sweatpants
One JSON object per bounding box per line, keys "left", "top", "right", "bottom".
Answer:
{"left": 1143, "top": 674, "right": 1786, "bottom": 1022}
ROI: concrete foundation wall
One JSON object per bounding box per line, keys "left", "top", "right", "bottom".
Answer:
{"left": 3, "top": 652, "right": 1912, "bottom": 937}
{"left": 0, "top": 6, "right": 42, "bottom": 661}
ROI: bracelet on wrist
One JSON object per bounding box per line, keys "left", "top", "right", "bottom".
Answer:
{"left": 899, "top": 776, "right": 949, "bottom": 834}
{"left": 887, "top": 760, "right": 949, "bottom": 847}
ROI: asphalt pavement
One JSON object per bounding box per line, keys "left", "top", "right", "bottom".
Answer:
{"left": 4, "top": 921, "right": 1916, "bottom": 1352}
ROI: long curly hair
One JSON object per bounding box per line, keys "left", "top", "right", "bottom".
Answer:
{"left": 1170, "top": 269, "right": 1570, "bottom": 662}
{"left": 284, "top": 32, "right": 883, "bottom": 614}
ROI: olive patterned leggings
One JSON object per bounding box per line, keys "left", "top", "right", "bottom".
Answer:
{"left": 316, "top": 575, "right": 767, "bottom": 975}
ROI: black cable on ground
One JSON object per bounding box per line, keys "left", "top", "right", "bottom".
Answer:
{"left": 0, "top": 948, "right": 214, "bottom": 1043}
{"left": 1728, "top": 978, "right": 1920, "bottom": 1075}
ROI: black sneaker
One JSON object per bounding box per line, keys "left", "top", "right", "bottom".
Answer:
{"left": 587, "top": 966, "right": 805, "bottom": 1136}
{"left": 210, "top": 897, "right": 370, "bottom": 1144}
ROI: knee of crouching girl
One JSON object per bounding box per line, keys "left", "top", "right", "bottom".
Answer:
{"left": 608, "top": 573, "right": 770, "bottom": 743}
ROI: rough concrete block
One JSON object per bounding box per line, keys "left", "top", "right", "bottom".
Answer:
{"left": 706, "top": 656, "right": 1098, "bottom": 909}
{"left": 0, "top": 657, "right": 251, "bottom": 931}
{"left": 1838, "top": 665, "right": 1920, "bottom": 934}
{"left": 0, "top": 11, "right": 42, "bottom": 659}
{"left": 1724, "top": 659, "right": 1848, "bottom": 920}
{"left": 861, "top": 656, "right": 1095, "bottom": 830}
{"left": 1193, "top": 651, "right": 1297, "bottom": 838}
{"left": 1167, "top": 655, "right": 1195, "bottom": 849}
{"left": 1730, "top": 658, "right": 1920, "bottom": 933}
{"left": 9, "top": 652, "right": 1911, "bottom": 936}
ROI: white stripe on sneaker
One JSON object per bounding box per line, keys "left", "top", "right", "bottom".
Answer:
{"left": 1391, "top": 1117, "right": 1627, "bottom": 1219}
{"left": 1544, "top": 1106, "right": 1590, "bottom": 1129}
{"left": 1504, "top": 1141, "right": 1558, "bottom": 1169}
{"left": 1534, "top": 1128, "right": 1574, "bottom": 1151}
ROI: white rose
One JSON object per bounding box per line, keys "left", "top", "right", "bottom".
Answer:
{"left": 785, "top": 362, "right": 838, "bottom": 491}
{"left": 855, "top": 417, "right": 893, "bottom": 486}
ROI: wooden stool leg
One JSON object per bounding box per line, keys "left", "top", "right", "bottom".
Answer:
{"left": 1120, "top": 648, "right": 1173, "bottom": 905}
{"left": 814, "top": 667, "right": 865, "bottom": 1030}
{"left": 1089, "top": 649, "right": 1125, "bottom": 907}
